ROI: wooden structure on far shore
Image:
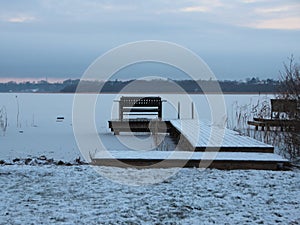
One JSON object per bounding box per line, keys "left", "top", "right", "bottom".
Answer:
{"left": 248, "top": 99, "right": 300, "bottom": 131}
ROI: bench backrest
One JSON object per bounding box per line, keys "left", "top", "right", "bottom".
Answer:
{"left": 271, "top": 99, "right": 299, "bottom": 119}
{"left": 119, "top": 96, "right": 162, "bottom": 120}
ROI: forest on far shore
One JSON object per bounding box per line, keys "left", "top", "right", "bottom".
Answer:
{"left": 0, "top": 77, "right": 280, "bottom": 93}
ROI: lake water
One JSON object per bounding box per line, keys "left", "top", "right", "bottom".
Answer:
{"left": 0, "top": 93, "right": 273, "bottom": 161}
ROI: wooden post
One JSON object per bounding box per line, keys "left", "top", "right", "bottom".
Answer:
{"left": 158, "top": 101, "right": 162, "bottom": 120}
{"left": 119, "top": 101, "right": 123, "bottom": 121}
{"left": 191, "top": 102, "right": 194, "bottom": 119}
{"left": 178, "top": 102, "right": 180, "bottom": 119}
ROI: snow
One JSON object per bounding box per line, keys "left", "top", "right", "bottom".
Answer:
{"left": 94, "top": 151, "right": 288, "bottom": 162}
{"left": 170, "top": 119, "right": 274, "bottom": 148}
{"left": 0, "top": 165, "right": 299, "bottom": 224}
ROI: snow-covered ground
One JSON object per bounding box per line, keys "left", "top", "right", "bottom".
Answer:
{"left": 0, "top": 165, "right": 299, "bottom": 224}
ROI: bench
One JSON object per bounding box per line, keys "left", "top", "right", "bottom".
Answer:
{"left": 247, "top": 99, "right": 300, "bottom": 131}
{"left": 118, "top": 96, "right": 162, "bottom": 120}
{"left": 108, "top": 96, "right": 167, "bottom": 135}
{"left": 271, "top": 99, "right": 299, "bottom": 119}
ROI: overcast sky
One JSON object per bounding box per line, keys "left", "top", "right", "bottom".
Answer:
{"left": 0, "top": 0, "right": 300, "bottom": 81}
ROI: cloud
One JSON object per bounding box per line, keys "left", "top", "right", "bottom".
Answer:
{"left": 240, "top": 0, "right": 263, "bottom": 3}
{"left": 40, "top": 0, "right": 137, "bottom": 17}
{"left": 251, "top": 17, "right": 300, "bottom": 30}
{"left": 255, "top": 5, "right": 292, "bottom": 14}
{"left": 244, "top": 2, "right": 300, "bottom": 30}
{"left": 4, "top": 15, "right": 36, "bottom": 23}
{"left": 175, "top": 0, "right": 224, "bottom": 14}
{"left": 180, "top": 6, "right": 210, "bottom": 13}
{"left": 254, "top": 2, "right": 300, "bottom": 15}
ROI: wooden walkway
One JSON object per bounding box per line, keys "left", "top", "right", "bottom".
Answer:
{"left": 91, "top": 151, "right": 288, "bottom": 170}
{"left": 170, "top": 119, "right": 274, "bottom": 153}
{"left": 91, "top": 118, "right": 290, "bottom": 170}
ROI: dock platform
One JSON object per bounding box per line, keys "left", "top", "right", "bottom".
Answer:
{"left": 170, "top": 120, "right": 274, "bottom": 153}
{"left": 92, "top": 119, "right": 289, "bottom": 170}
{"left": 91, "top": 151, "right": 288, "bottom": 170}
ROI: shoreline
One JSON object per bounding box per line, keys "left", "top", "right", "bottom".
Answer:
{"left": 0, "top": 155, "right": 88, "bottom": 167}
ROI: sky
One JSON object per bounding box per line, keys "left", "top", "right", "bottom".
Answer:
{"left": 0, "top": 0, "right": 300, "bottom": 82}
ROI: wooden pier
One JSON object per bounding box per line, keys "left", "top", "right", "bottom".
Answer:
{"left": 99, "top": 96, "right": 289, "bottom": 170}
{"left": 103, "top": 119, "right": 288, "bottom": 170}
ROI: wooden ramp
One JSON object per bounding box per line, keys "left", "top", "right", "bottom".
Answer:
{"left": 170, "top": 119, "right": 274, "bottom": 153}
{"left": 91, "top": 151, "right": 288, "bottom": 170}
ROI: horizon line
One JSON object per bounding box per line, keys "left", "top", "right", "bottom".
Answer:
{"left": 0, "top": 77, "right": 75, "bottom": 84}
{"left": 0, "top": 76, "right": 279, "bottom": 84}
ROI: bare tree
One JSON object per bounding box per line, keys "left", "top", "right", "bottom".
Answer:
{"left": 279, "top": 55, "right": 300, "bottom": 161}
{"left": 279, "top": 55, "right": 300, "bottom": 101}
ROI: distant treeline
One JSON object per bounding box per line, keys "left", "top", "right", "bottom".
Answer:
{"left": 0, "top": 77, "right": 280, "bottom": 93}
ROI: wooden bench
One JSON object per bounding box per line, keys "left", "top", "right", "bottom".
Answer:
{"left": 271, "top": 99, "right": 299, "bottom": 119}
{"left": 248, "top": 99, "right": 300, "bottom": 131}
{"left": 109, "top": 96, "right": 167, "bottom": 134}
{"left": 118, "top": 96, "right": 162, "bottom": 120}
